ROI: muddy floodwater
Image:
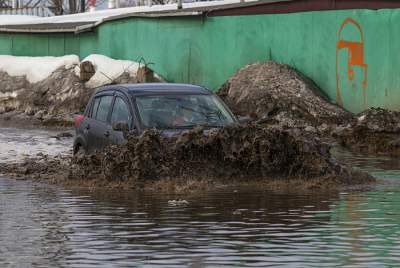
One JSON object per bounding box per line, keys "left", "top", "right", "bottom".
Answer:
{"left": 0, "top": 128, "right": 72, "bottom": 164}
{"left": 1, "top": 128, "right": 400, "bottom": 267}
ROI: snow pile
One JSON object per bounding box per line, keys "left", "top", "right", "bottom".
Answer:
{"left": 0, "top": 55, "right": 79, "bottom": 83}
{"left": 75, "top": 54, "right": 140, "bottom": 88}
{"left": 0, "top": 0, "right": 250, "bottom": 26}
{"left": 0, "top": 54, "right": 158, "bottom": 87}
{"left": 0, "top": 91, "right": 18, "bottom": 100}
{"left": 0, "top": 54, "right": 163, "bottom": 124}
{"left": 0, "top": 15, "right": 40, "bottom": 25}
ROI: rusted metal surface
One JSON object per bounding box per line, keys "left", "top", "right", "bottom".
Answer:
{"left": 208, "top": 0, "right": 400, "bottom": 16}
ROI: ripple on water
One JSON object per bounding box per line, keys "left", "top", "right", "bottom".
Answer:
{"left": 0, "top": 174, "right": 399, "bottom": 267}
{"left": 0, "top": 128, "right": 72, "bottom": 163}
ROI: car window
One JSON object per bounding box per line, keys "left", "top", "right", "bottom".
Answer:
{"left": 135, "top": 94, "right": 235, "bottom": 129}
{"left": 90, "top": 97, "right": 101, "bottom": 118}
{"left": 85, "top": 99, "right": 92, "bottom": 117}
{"left": 95, "top": 95, "right": 113, "bottom": 122}
{"left": 111, "top": 97, "right": 132, "bottom": 127}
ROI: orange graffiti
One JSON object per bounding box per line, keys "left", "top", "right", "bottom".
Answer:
{"left": 336, "top": 17, "right": 368, "bottom": 107}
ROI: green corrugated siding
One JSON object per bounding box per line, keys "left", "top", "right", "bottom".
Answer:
{"left": 0, "top": 33, "right": 12, "bottom": 55}
{"left": 12, "top": 34, "right": 47, "bottom": 56}
{"left": 48, "top": 34, "right": 65, "bottom": 56}
{"left": 0, "top": 9, "right": 399, "bottom": 113}
{"left": 64, "top": 34, "right": 80, "bottom": 55}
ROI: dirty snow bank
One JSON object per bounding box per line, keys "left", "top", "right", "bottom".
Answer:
{"left": 69, "top": 125, "right": 372, "bottom": 186}
{"left": 0, "top": 124, "right": 374, "bottom": 191}
{"left": 75, "top": 54, "right": 140, "bottom": 88}
{"left": 334, "top": 108, "right": 400, "bottom": 156}
{"left": 0, "top": 55, "right": 79, "bottom": 83}
{"left": 0, "top": 54, "right": 163, "bottom": 126}
{"left": 218, "top": 61, "right": 352, "bottom": 127}
{"left": 218, "top": 62, "right": 400, "bottom": 156}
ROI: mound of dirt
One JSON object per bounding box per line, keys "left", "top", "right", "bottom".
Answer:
{"left": 68, "top": 124, "right": 372, "bottom": 186}
{"left": 334, "top": 108, "right": 400, "bottom": 156}
{"left": 0, "top": 67, "right": 95, "bottom": 126}
{"left": 218, "top": 61, "right": 352, "bottom": 127}
{"left": 355, "top": 107, "right": 400, "bottom": 132}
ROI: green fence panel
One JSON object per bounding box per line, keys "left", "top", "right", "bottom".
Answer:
{"left": 0, "top": 33, "right": 12, "bottom": 55}
{"left": 0, "top": 9, "right": 400, "bottom": 112}
{"left": 48, "top": 34, "right": 66, "bottom": 56}
{"left": 64, "top": 34, "right": 80, "bottom": 56}
{"left": 79, "top": 31, "right": 98, "bottom": 59}
{"left": 12, "top": 34, "right": 49, "bottom": 56}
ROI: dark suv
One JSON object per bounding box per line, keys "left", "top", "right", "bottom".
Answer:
{"left": 73, "top": 83, "right": 237, "bottom": 154}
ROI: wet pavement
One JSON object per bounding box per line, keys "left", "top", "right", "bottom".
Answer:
{"left": 0, "top": 127, "right": 400, "bottom": 267}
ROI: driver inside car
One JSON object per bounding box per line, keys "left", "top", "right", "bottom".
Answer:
{"left": 172, "top": 99, "right": 200, "bottom": 126}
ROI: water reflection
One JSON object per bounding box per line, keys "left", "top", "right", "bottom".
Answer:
{"left": 331, "top": 147, "right": 400, "bottom": 179}
{"left": 1, "top": 174, "right": 400, "bottom": 267}
{"left": 0, "top": 178, "right": 338, "bottom": 267}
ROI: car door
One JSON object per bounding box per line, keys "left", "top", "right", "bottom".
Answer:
{"left": 87, "top": 94, "right": 114, "bottom": 152}
{"left": 109, "top": 95, "right": 134, "bottom": 144}
{"left": 75, "top": 96, "right": 98, "bottom": 153}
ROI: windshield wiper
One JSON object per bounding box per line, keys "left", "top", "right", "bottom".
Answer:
{"left": 173, "top": 123, "right": 198, "bottom": 129}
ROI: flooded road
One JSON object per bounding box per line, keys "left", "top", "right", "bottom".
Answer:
{"left": 1, "top": 127, "right": 400, "bottom": 267}
{"left": 0, "top": 128, "right": 72, "bottom": 164}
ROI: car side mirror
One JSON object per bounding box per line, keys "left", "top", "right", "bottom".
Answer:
{"left": 112, "top": 121, "right": 130, "bottom": 132}
{"left": 238, "top": 116, "right": 251, "bottom": 124}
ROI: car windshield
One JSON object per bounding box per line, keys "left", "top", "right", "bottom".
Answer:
{"left": 135, "top": 94, "right": 236, "bottom": 129}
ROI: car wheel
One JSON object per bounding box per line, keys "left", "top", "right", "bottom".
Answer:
{"left": 74, "top": 145, "right": 86, "bottom": 157}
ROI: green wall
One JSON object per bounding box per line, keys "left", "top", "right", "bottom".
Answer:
{"left": 0, "top": 9, "right": 399, "bottom": 113}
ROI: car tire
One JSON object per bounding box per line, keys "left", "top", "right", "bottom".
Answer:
{"left": 74, "top": 146, "right": 86, "bottom": 157}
